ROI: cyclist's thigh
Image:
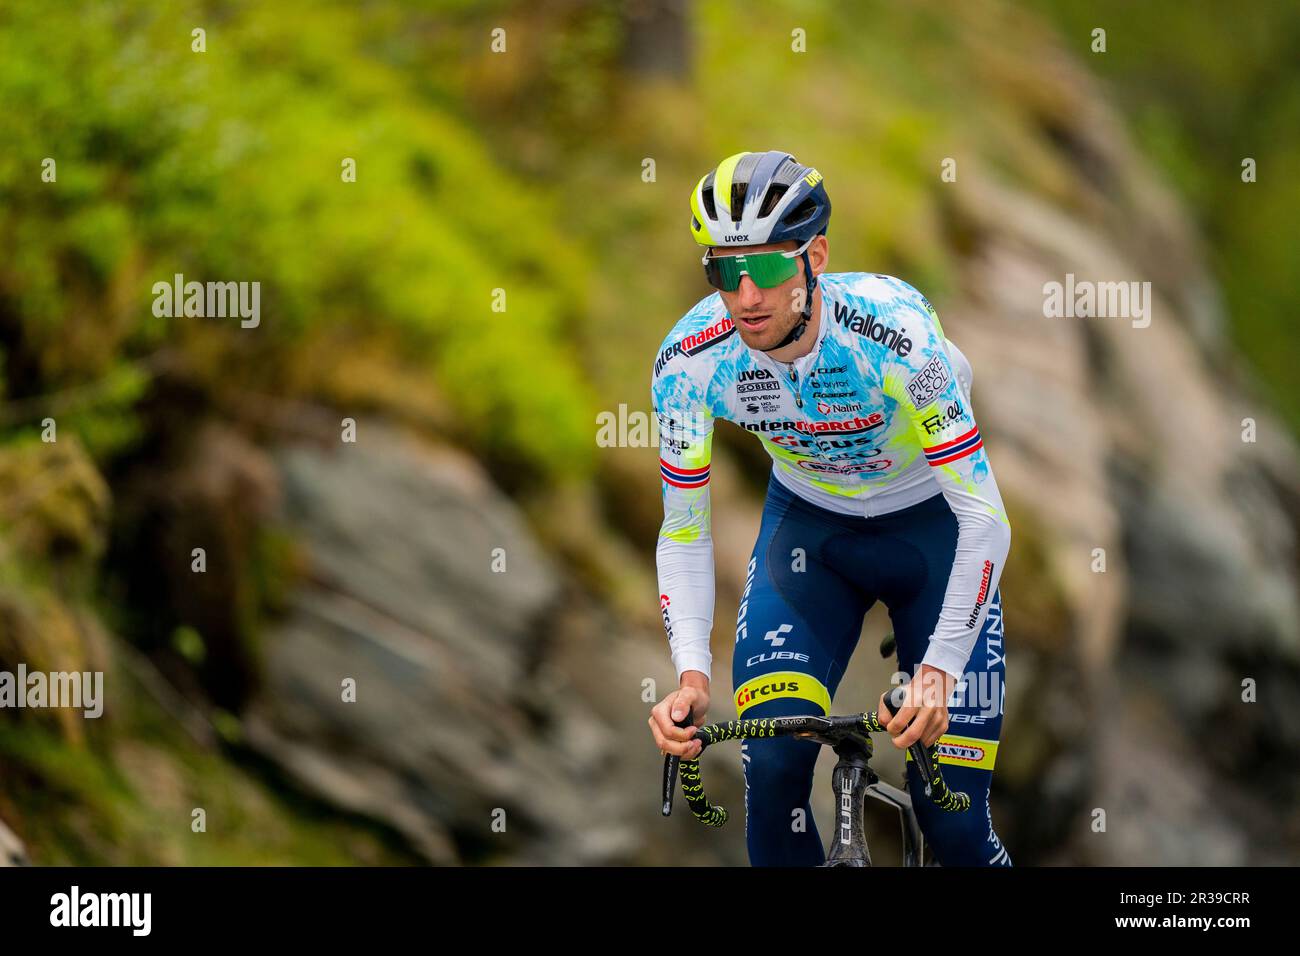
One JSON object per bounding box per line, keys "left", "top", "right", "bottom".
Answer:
{"left": 882, "top": 497, "right": 1005, "bottom": 745}
{"left": 732, "top": 480, "right": 872, "bottom": 866}
{"left": 732, "top": 480, "right": 871, "bottom": 715}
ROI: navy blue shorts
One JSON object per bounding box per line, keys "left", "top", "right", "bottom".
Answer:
{"left": 731, "top": 471, "right": 1011, "bottom": 866}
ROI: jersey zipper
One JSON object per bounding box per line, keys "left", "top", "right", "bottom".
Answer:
{"left": 786, "top": 367, "right": 803, "bottom": 409}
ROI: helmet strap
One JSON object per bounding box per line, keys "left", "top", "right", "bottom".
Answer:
{"left": 760, "top": 248, "right": 817, "bottom": 353}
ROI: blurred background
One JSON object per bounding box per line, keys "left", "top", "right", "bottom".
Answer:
{"left": 1, "top": 0, "right": 1298, "bottom": 866}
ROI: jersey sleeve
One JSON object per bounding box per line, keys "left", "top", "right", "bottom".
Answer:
{"left": 882, "top": 289, "right": 1012, "bottom": 679}
{"left": 651, "top": 359, "right": 717, "bottom": 681}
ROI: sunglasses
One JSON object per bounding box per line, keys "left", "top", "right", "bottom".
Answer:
{"left": 702, "top": 237, "right": 813, "bottom": 292}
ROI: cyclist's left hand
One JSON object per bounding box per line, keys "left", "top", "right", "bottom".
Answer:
{"left": 878, "top": 665, "right": 957, "bottom": 749}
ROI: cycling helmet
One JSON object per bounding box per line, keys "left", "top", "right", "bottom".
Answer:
{"left": 689, "top": 150, "right": 830, "bottom": 248}
{"left": 689, "top": 150, "right": 830, "bottom": 350}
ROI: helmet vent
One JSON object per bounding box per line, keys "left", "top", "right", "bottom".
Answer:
{"left": 785, "top": 196, "right": 818, "bottom": 227}
{"left": 773, "top": 158, "right": 802, "bottom": 184}
{"left": 758, "top": 184, "right": 788, "bottom": 218}
{"left": 701, "top": 173, "right": 718, "bottom": 220}
{"left": 730, "top": 181, "right": 748, "bottom": 223}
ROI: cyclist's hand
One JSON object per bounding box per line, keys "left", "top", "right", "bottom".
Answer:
{"left": 879, "top": 665, "right": 955, "bottom": 750}
{"left": 649, "top": 672, "right": 710, "bottom": 759}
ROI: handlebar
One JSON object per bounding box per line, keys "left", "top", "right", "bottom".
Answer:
{"left": 661, "top": 687, "right": 971, "bottom": 827}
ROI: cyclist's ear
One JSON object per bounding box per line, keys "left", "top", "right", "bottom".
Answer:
{"left": 807, "top": 234, "right": 829, "bottom": 276}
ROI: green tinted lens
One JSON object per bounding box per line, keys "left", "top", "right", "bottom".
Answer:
{"left": 705, "top": 250, "right": 799, "bottom": 291}
{"left": 743, "top": 250, "right": 800, "bottom": 288}
{"left": 704, "top": 254, "right": 743, "bottom": 290}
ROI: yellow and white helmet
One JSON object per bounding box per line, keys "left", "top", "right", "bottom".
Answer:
{"left": 689, "top": 150, "right": 831, "bottom": 248}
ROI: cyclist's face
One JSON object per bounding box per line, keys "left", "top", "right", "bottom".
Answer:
{"left": 714, "top": 236, "right": 826, "bottom": 350}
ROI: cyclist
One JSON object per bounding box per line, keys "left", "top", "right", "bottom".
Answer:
{"left": 648, "top": 150, "right": 1012, "bottom": 866}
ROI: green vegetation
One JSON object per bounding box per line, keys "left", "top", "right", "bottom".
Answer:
{"left": 0, "top": 0, "right": 599, "bottom": 479}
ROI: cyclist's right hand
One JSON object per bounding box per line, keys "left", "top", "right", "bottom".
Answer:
{"left": 649, "top": 674, "right": 710, "bottom": 759}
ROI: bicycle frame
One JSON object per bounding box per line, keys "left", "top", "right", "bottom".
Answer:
{"left": 823, "top": 732, "right": 925, "bottom": 866}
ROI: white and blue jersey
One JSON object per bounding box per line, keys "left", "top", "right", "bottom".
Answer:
{"left": 651, "top": 272, "right": 1011, "bottom": 682}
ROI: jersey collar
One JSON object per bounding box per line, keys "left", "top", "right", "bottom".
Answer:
{"left": 741, "top": 277, "right": 834, "bottom": 376}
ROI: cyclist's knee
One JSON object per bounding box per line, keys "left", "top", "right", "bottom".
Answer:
{"left": 920, "top": 803, "right": 1009, "bottom": 866}
{"left": 909, "top": 766, "right": 1011, "bottom": 866}
{"left": 738, "top": 694, "right": 824, "bottom": 812}
{"left": 743, "top": 734, "right": 818, "bottom": 790}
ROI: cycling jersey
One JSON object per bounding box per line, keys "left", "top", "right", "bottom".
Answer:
{"left": 651, "top": 272, "right": 1011, "bottom": 681}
